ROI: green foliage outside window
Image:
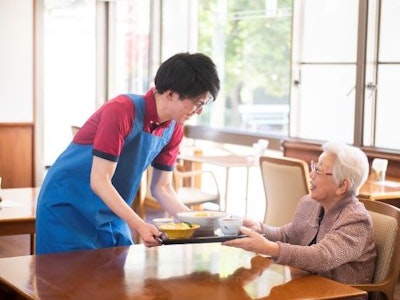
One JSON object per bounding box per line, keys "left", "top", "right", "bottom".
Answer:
{"left": 197, "top": 0, "right": 293, "bottom": 133}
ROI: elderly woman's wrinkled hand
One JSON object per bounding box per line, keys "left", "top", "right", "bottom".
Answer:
{"left": 222, "top": 226, "right": 270, "bottom": 255}
{"left": 242, "top": 218, "right": 262, "bottom": 232}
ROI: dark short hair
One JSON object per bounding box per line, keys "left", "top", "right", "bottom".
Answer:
{"left": 154, "top": 52, "right": 220, "bottom": 102}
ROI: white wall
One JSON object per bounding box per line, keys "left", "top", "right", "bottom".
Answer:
{"left": 0, "top": 0, "right": 33, "bottom": 122}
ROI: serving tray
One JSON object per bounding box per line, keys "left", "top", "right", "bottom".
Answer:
{"left": 160, "top": 234, "right": 246, "bottom": 245}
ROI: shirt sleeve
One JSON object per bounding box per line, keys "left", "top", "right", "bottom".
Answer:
{"left": 77, "top": 95, "right": 133, "bottom": 161}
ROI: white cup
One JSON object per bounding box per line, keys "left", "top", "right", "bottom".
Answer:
{"left": 218, "top": 217, "right": 243, "bottom": 235}
{"left": 252, "top": 139, "right": 269, "bottom": 162}
{"left": 372, "top": 158, "right": 388, "bottom": 183}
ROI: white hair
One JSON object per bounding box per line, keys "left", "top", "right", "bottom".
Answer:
{"left": 322, "top": 141, "right": 369, "bottom": 195}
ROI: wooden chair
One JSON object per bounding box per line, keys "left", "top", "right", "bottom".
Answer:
{"left": 173, "top": 167, "right": 220, "bottom": 211}
{"left": 135, "top": 166, "right": 221, "bottom": 221}
{"left": 259, "top": 155, "right": 310, "bottom": 226}
{"left": 71, "top": 125, "right": 81, "bottom": 136}
{"left": 351, "top": 199, "right": 400, "bottom": 300}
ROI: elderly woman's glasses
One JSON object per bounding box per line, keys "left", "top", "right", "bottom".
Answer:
{"left": 311, "top": 161, "right": 333, "bottom": 176}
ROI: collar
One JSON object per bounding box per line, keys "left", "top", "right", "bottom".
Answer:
{"left": 310, "top": 196, "right": 356, "bottom": 227}
{"left": 144, "top": 88, "right": 171, "bottom": 132}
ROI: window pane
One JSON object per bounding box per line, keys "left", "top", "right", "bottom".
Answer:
{"left": 43, "top": 0, "right": 96, "bottom": 166}
{"left": 291, "top": 0, "right": 358, "bottom": 144}
{"left": 379, "top": 0, "right": 400, "bottom": 61}
{"left": 299, "top": 0, "right": 359, "bottom": 62}
{"left": 112, "top": 0, "right": 151, "bottom": 95}
{"left": 293, "top": 65, "right": 355, "bottom": 142}
{"left": 197, "top": 0, "right": 292, "bottom": 135}
{"left": 374, "top": 65, "right": 400, "bottom": 149}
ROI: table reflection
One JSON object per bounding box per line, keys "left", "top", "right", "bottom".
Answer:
{"left": 0, "top": 243, "right": 366, "bottom": 299}
{"left": 142, "top": 255, "right": 275, "bottom": 300}
{"left": 28, "top": 244, "right": 292, "bottom": 299}
{"left": 34, "top": 247, "right": 130, "bottom": 299}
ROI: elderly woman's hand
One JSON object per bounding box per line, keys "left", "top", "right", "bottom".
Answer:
{"left": 222, "top": 226, "right": 279, "bottom": 257}
{"left": 242, "top": 218, "right": 263, "bottom": 233}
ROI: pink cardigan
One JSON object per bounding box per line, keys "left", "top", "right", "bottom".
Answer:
{"left": 262, "top": 195, "right": 376, "bottom": 284}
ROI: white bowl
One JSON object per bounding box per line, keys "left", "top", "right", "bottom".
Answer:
{"left": 152, "top": 218, "right": 174, "bottom": 228}
{"left": 177, "top": 211, "right": 228, "bottom": 234}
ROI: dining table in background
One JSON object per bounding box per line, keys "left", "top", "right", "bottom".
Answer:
{"left": 359, "top": 176, "right": 400, "bottom": 208}
{"left": 0, "top": 187, "right": 40, "bottom": 255}
{"left": 0, "top": 242, "right": 366, "bottom": 300}
{"left": 178, "top": 153, "right": 259, "bottom": 215}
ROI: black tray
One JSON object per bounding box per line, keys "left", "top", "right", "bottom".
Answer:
{"left": 160, "top": 234, "right": 246, "bottom": 245}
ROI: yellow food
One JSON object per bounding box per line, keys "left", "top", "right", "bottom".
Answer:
{"left": 194, "top": 212, "right": 215, "bottom": 217}
{"left": 159, "top": 222, "right": 192, "bottom": 230}
{"left": 159, "top": 223, "right": 200, "bottom": 239}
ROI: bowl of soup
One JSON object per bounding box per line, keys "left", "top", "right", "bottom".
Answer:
{"left": 177, "top": 211, "right": 228, "bottom": 235}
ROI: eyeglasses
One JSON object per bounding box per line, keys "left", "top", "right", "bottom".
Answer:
{"left": 192, "top": 95, "right": 213, "bottom": 113}
{"left": 311, "top": 160, "right": 333, "bottom": 176}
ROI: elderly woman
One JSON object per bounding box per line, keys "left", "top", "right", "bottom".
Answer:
{"left": 224, "top": 141, "right": 376, "bottom": 284}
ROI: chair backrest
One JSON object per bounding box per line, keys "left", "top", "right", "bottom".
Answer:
{"left": 352, "top": 199, "right": 400, "bottom": 300}
{"left": 133, "top": 165, "right": 221, "bottom": 220}
{"left": 71, "top": 125, "right": 81, "bottom": 137}
{"left": 369, "top": 211, "right": 397, "bottom": 283}
{"left": 173, "top": 167, "right": 220, "bottom": 211}
{"left": 259, "top": 155, "right": 310, "bottom": 226}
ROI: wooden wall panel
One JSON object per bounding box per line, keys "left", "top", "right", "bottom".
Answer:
{"left": 281, "top": 138, "right": 400, "bottom": 178}
{"left": 182, "top": 128, "right": 400, "bottom": 179}
{"left": 0, "top": 123, "right": 34, "bottom": 188}
{"left": 183, "top": 125, "right": 283, "bottom": 150}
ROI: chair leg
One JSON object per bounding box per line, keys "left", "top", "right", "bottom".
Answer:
{"left": 30, "top": 234, "right": 35, "bottom": 255}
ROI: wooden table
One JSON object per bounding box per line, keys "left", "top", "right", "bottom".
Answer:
{"left": 0, "top": 243, "right": 366, "bottom": 300}
{"left": 359, "top": 177, "right": 400, "bottom": 207}
{"left": 0, "top": 187, "right": 39, "bottom": 254}
{"left": 178, "top": 154, "right": 258, "bottom": 215}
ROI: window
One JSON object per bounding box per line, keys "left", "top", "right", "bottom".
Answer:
{"left": 109, "top": 0, "right": 151, "bottom": 96}
{"left": 290, "top": 0, "right": 359, "bottom": 143}
{"left": 291, "top": 0, "right": 400, "bottom": 151}
{"left": 43, "top": 0, "right": 96, "bottom": 166}
{"left": 41, "top": 0, "right": 400, "bottom": 169}
{"left": 162, "top": 0, "right": 293, "bottom": 136}
{"left": 368, "top": 0, "right": 400, "bottom": 149}
{"left": 42, "top": 0, "right": 151, "bottom": 166}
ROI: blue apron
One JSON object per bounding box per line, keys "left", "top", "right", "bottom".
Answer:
{"left": 36, "top": 95, "right": 175, "bottom": 254}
